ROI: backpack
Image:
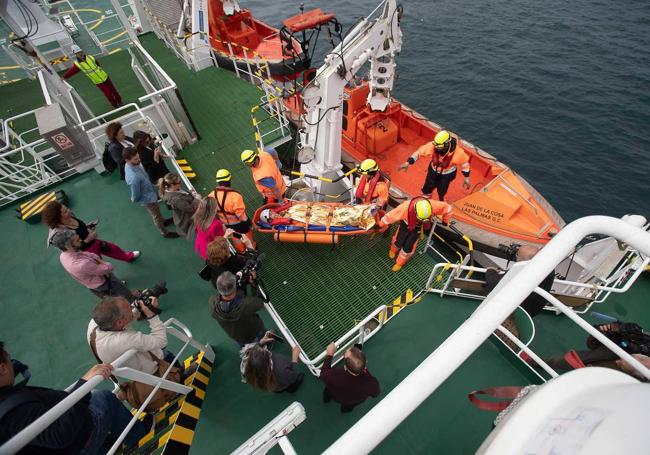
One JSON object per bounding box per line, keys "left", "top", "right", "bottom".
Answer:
{"left": 102, "top": 142, "right": 117, "bottom": 173}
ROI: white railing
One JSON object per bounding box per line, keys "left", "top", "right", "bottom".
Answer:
{"left": 0, "top": 318, "right": 214, "bottom": 455}
{"left": 323, "top": 215, "right": 650, "bottom": 454}
{"left": 425, "top": 246, "right": 648, "bottom": 314}
{"left": 264, "top": 288, "right": 387, "bottom": 376}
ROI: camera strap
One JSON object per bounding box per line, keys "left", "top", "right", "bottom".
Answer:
{"left": 89, "top": 328, "right": 120, "bottom": 384}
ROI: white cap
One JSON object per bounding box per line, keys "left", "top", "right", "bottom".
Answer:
{"left": 70, "top": 44, "right": 82, "bottom": 54}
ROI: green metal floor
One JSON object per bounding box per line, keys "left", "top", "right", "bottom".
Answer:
{"left": 2, "top": 32, "right": 650, "bottom": 454}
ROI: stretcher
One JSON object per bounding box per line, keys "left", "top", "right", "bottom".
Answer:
{"left": 253, "top": 201, "right": 386, "bottom": 245}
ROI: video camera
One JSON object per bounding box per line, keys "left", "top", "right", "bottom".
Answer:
{"left": 237, "top": 250, "right": 264, "bottom": 288}
{"left": 131, "top": 288, "right": 162, "bottom": 316}
{"left": 498, "top": 243, "right": 521, "bottom": 261}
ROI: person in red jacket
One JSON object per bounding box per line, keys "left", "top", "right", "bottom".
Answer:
{"left": 319, "top": 342, "right": 380, "bottom": 413}
{"left": 63, "top": 45, "right": 122, "bottom": 108}
{"left": 378, "top": 197, "right": 453, "bottom": 272}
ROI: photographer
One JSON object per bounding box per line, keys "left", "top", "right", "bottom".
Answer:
{"left": 133, "top": 131, "right": 170, "bottom": 185}
{"left": 543, "top": 321, "right": 650, "bottom": 374}
{"left": 87, "top": 296, "right": 183, "bottom": 411}
{"left": 51, "top": 229, "right": 166, "bottom": 302}
{"left": 0, "top": 341, "right": 146, "bottom": 453}
{"left": 205, "top": 237, "right": 254, "bottom": 289}
{"left": 209, "top": 272, "right": 267, "bottom": 347}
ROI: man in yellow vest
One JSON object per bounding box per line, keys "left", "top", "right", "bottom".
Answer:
{"left": 63, "top": 45, "right": 123, "bottom": 108}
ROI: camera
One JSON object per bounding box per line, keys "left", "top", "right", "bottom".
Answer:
{"left": 498, "top": 243, "right": 521, "bottom": 261}
{"left": 237, "top": 250, "right": 264, "bottom": 288}
{"left": 131, "top": 289, "right": 162, "bottom": 315}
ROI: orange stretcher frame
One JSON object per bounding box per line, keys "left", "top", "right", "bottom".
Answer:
{"left": 252, "top": 202, "right": 387, "bottom": 245}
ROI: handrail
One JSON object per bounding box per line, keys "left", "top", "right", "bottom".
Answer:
{"left": 132, "top": 41, "right": 177, "bottom": 103}
{"left": 0, "top": 318, "right": 208, "bottom": 454}
{"left": 324, "top": 215, "right": 650, "bottom": 454}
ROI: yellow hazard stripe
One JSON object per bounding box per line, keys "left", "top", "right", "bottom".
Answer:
{"left": 20, "top": 191, "right": 52, "bottom": 210}
{"left": 176, "top": 159, "right": 188, "bottom": 164}
{"left": 179, "top": 165, "right": 193, "bottom": 171}
{"left": 169, "top": 425, "right": 194, "bottom": 445}
{"left": 21, "top": 192, "right": 56, "bottom": 219}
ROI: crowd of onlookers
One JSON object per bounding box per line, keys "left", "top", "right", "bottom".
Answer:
{"left": 0, "top": 124, "right": 381, "bottom": 453}
{"left": 3, "top": 122, "right": 649, "bottom": 452}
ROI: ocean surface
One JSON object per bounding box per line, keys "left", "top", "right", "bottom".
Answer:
{"left": 248, "top": 0, "right": 650, "bottom": 221}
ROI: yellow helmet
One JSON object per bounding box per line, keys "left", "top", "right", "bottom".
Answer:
{"left": 215, "top": 168, "right": 232, "bottom": 183}
{"left": 433, "top": 130, "right": 452, "bottom": 153}
{"left": 415, "top": 199, "right": 432, "bottom": 221}
{"left": 241, "top": 149, "right": 258, "bottom": 165}
{"left": 359, "top": 159, "right": 379, "bottom": 175}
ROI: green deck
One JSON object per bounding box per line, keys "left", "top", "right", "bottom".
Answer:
{"left": 2, "top": 31, "right": 650, "bottom": 454}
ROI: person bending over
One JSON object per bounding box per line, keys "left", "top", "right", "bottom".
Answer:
{"left": 240, "top": 333, "right": 303, "bottom": 393}
{"left": 0, "top": 341, "right": 145, "bottom": 454}
{"left": 320, "top": 342, "right": 380, "bottom": 413}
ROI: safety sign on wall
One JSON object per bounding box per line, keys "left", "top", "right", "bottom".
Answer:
{"left": 51, "top": 132, "right": 75, "bottom": 151}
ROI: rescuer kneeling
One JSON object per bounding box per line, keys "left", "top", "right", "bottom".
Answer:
{"left": 378, "top": 197, "right": 452, "bottom": 272}
{"left": 398, "top": 130, "right": 470, "bottom": 201}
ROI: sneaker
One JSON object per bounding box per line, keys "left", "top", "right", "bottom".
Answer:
{"left": 130, "top": 251, "right": 141, "bottom": 261}
{"left": 163, "top": 232, "right": 179, "bottom": 238}
{"left": 388, "top": 250, "right": 397, "bottom": 259}
{"left": 392, "top": 263, "right": 402, "bottom": 272}
{"left": 163, "top": 218, "right": 174, "bottom": 226}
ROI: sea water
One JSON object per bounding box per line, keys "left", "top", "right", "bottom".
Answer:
{"left": 250, "top": 0, "right": 650, "bottom": 220}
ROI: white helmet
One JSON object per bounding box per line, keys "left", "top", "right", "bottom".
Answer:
{"left": 70, "top": 44, "right": 82, "bottom": 54}
{"left": 259, "top": 209, "right": 271, "bottom": 224}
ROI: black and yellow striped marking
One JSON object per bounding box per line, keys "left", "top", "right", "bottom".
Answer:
{"left": 129, "top": 351, "right": 213, "bottom": 455}
{"left": 378, "top": 289, "right": 415, "bottom": 324}
{"left": 175, "top": 159, "right": 196, "bottom": 179}
{"left": 49, "top": 55, "right": 70, "bottom": 66}
{"left": 16, "top": 190, "right": 66, "bottom": 221}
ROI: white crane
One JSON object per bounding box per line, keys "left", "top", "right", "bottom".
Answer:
{"left": 297, "top": 0, "right": 402, "bottom": 199}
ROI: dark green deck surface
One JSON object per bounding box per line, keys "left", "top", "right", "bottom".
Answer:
{"left": 2, "top": 32, "right": 650, "bottom": 455}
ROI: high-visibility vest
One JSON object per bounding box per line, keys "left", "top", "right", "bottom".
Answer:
{"left": 251, "top": 151, "right": 287, "bottom": 199}
{"left": 210, "top": 186, "right": 248, "bottom": 225}
{"left": 74, "top": 55, "right": 108, "bottom": 85}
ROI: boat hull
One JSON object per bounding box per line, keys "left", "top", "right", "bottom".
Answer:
{"left": 338, "top": 83, "right": 565, "bottom": 253}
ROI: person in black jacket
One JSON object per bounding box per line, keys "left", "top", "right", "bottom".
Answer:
{"left": 0, "top": 341, "right": 145, "bottom": 454}
{"left": 206, "top": 237, "right": 248, "bottom": 289}
{"left": 105, "top": 122, "right": 133, "bottom": 180}
{"left": 133, "top": 131, "right": 170, "bottom": 184}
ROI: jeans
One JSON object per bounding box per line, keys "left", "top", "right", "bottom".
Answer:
{"left": 237, "top": 327, "right": 268, "bottom": 348}
{"left": 90, "top": 273, "right": 135, "bottom": 302}
{"left": 81, "top": 390, "right": 146, "bottom": 455}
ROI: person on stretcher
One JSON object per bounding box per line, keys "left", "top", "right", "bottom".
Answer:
{"left": 257, "top": 202, "right": 378, "bottom": 230}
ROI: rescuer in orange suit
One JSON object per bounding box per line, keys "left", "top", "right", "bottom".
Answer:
{"left": 209, "top": 169, "right": 256, "bottom": 253}
{"left": 378, "top": 197, "right": 453, "bottom": 272}
{"left": 354, "top": 159, "right": 389, "bottom": 209}
{"left": 241, "top": 148, "right": 286, "bottom": 203}
{"left": 398, "top": 130, "right": 470, "bottom": 201}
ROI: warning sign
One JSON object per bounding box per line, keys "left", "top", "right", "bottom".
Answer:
{"left": 51, "top": 133, "right": 75, "bottom": 151}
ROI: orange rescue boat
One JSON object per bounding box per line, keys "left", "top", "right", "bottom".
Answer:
{"left": 207, "top": 1, "right": 335, "bottom": 80}
{"left": 339, "top": 82, "right": 565, "bottom": 255}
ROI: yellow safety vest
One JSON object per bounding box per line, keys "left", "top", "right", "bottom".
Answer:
{"left": 73, "top": 55, "right": 108, "bottom": 85}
